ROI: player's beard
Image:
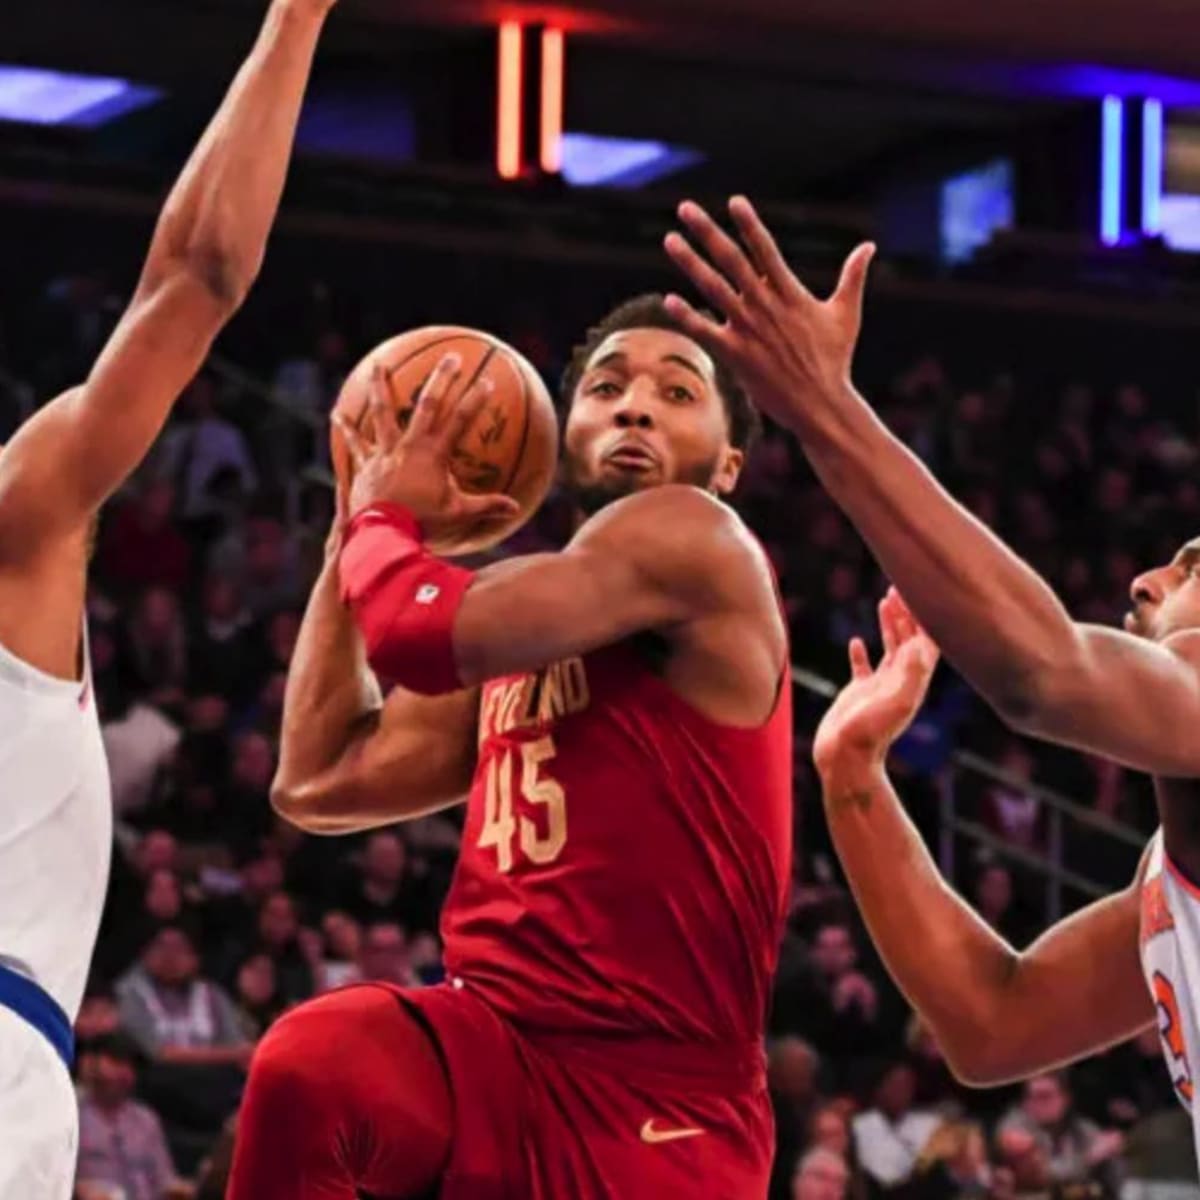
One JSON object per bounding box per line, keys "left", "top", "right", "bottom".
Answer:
{"left": 560, "top": 448, "right": 722, "bottom": 519}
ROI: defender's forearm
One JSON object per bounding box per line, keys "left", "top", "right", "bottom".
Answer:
{"left": 818, "top": 751, "right": 1019, "bottom": 1080}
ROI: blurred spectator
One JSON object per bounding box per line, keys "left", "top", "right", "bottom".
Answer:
{"left": 314, "top": 911, "right": 363, "bottom": 992}
{"left": 970, "top": 863, "right": 1038, "bottom": 950}
{"left": 852, "top": 1061, "right": 941, "bottom": 1189}
{"left": 154, "top": 376, "right": 257, "bottom": 525}
{"left": 116, "top": 926, "right": 251, "bottom": 1068}
{"left": 793, "top": 1147, "right": 850, "bottom": 1200}
{"left": 76, "top": 1032, "right": 190, "bottom": 1200}
{"left": 910, "top": 1121, "right": 991, "bottom": 1200}
{"left": 357, "top": 921, "right": 420, "bottom": 987}
{"left": 770, "top": 1037, "right": 823, "bottom": 1199}
{"left": 232, "top": 953, "right": 284, "bottom": 1040}
{"left": 336, "top": 830, "right": 437, "bottom": 934}
{"left": 218, "top": 890, "right": 313, "bottom": 1005}
{"left": 102, "top": 697, "right": 181, "bottom": 817}
{"left": 779, "top": 922, "right": 891, "bottom": 1076}
{"left": 125, "top": 587, "right": 189, "bottom": 710}
{"left": 99, "top": 479, "right": 192, "bottom": 595}
{"left": 997, "top": 1073, "right": 1123, "bottom": 1194}
{"left": 188, "top": 574, "right": 257, "bottom": 702}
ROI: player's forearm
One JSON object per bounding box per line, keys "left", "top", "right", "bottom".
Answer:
{"left": 817, "top": 750, "right": 1022, "bottom": 1083}
{"left": 792, "top": 389, "right": 1077, "bottom": 720}
{"left": 274, "top": 556, "right": 382, "bottom": 811}
{"left": 142, "top": 0, "right": 328, "bottom": 305}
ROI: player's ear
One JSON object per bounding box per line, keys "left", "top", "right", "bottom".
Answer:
{"left": 712, "top": 445, "right": 744, "bottom": 496}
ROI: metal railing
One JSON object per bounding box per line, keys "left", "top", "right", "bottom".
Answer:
{"left": 792, "top": 665, "right": 1147, "bottom": 923}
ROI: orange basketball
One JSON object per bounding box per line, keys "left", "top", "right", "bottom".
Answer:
{"left": 331, "top": 326, "right": 559, "bottom": 557}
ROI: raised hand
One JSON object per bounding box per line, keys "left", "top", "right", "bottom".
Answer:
{"left": 334, "top": 354, "right": 519, "bottom": 542}
{"left": 663, "top": 196, "right": 874, "bottom": 432}
{"left": 813, "top": 588, "right": 939, "bottom": 773}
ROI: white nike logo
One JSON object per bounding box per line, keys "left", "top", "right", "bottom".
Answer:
{"left": 640, "top": 1118, "right": 706, "bottom": 1145}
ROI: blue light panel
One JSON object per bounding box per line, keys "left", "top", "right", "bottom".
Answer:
{"left": 1101, "top": 95, "right": 1124, "bottom": 246}
{"left": 0, "top": 65, "right": 161, "bottom": 129}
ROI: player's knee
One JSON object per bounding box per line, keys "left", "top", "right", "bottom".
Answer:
{"left": 245, "top": 1001, "right": 337, "bottom": 1106}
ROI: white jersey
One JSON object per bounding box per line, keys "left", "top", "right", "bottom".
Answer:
{"left": 0, "top": 630, "right": 111, "bottom": 1020}
{"left": 1139, "top": 829, "right": 1200, "bottom": 1163}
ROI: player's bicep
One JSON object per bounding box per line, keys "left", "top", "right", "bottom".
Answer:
{"left": 0, "top": 272, "right": 228, "bottom": 558}
{"left": 279, "top": 685, "right": 479, "bottom": 835}
{"left": 975, "top": 882, "right": 1152, "bottom": 1084}
{"left": 1021, "top": 624, "right": 1200, "bottom": 776}
{"left": 454, "top": 547, "right": 667, "bottom": 684}
{"left": 454, "top": 487, "right": 744, "bottom": 684}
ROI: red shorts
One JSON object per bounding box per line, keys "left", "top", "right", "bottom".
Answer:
{"left": 395, "top": 981, "right": 774, "bottom": 1200}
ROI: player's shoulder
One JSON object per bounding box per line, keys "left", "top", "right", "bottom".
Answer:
{"left": 574, "top": 485, "right": 773, "bottom": 609}
{"left": 576, "top": 484, "right": 753, "bottom": 558}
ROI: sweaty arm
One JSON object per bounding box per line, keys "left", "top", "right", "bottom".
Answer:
{"left": 817, "top": 748, "right": 1153, "bottom": 1085}
{"left": 794, "top": 393, "right": 1200, "bottom": 776}
{"left": 339, "top": 485, "right": 771, "bottom": 694}
{"left": 272, "top": 541, "right": 479, "bottom": 835}
{"left": 0, "top": 0, "right": 331, "bottom": 561}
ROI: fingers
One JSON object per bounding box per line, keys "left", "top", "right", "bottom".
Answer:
{"left": 676, "top": 200, "right": 764, "bottom": 300}
{"left": 848, "top": 637, "right": 872, "bottom": 680}
{"left": 366, "top": 365, "right": 401, "bottom": 453}
{"left": 878, "top": 595, "right": 899, "bottom": 659}
{"left": 728, "top": 195, "right": 809, "bottom": 299}
{"left": 834, "top": 242, "right": 876, "bottom": 325}
{"left": 407, "top": 352, "right": 463, "bottom": 441}
{"left": 454, "top": 488, "right": 522, "bottom": 524}
{"left": 333, "top": 411, "right": 370, "bottom": 472}
{"left": 661, "top": 293, "right": 732, "bottom": 355}
{"left": 663, "top": 231, "right": 747, "bottom": 325}
{"left": 438, "top": 374, "right": 495, "bottom": 455}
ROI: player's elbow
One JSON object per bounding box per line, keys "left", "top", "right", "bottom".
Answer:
{"left": 180, "top": 243, "right": 257, "bottom": 311}
{"left": 270, "top": 776, "right": 356, "bottom": 836}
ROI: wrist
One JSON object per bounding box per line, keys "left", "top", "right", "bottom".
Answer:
{"left": 783, "top": 377, "right": 866, "bottom": 443}
{"left": 816, "top": 744, "right": 889, "bottom": 798}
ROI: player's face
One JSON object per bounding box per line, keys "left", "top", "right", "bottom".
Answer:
{"left": 1125, "top": 540, "right": 1200, "bottom": 642}
{"left": 561, "top": 328, "right": 743, "bottom": 515}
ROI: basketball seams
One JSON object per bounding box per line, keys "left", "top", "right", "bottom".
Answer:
{"left": 500, "top": 355, "right": 532, "bottom": 497}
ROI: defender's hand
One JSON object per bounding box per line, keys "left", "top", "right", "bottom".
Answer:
{"left": 663, "top": 196, "right": 874, "bottom": 432}
{"left": 335, "top": 355, "right": 518, "bottom": 543}
{"left": 813, "top": 589, "right": 939, "bottom": 773}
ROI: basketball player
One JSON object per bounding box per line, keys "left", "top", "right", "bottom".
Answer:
{"left": 228, "top": 296, "right": 793, "bottom": 1199}
{"left": 0, "top": 0, "right": 336, "bottom": 1192}
{"left": 663, "top": 199, "right": 1200, "bottom": 1145}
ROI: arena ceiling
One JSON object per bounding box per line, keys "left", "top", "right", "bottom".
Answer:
{"left": 5, "top": 0, "right": 1200, "bottom": 87}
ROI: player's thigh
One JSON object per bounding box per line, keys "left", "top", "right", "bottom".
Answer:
{"left": 248, "top": 984, "right": 454, "bottom": 1187}
{"left": 0, "top": 1008, "right": 77, "bottom": 1200}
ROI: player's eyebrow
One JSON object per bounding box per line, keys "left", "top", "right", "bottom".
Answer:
{"left": 661, "top": 354, "right": 708, "bottom": 383}
{"left": 589, "top": 351, "right": 627, "bottom": 372}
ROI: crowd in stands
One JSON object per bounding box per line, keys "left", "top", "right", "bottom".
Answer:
{"left": 0, "top": 246, "right": 1192, "bottom": 1200}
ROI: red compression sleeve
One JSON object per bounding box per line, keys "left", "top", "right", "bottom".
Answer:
{"left": 338, "top": 503, "right": 474, "bottom": 695}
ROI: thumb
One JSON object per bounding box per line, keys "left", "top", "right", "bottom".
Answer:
{"left": 455, "top": 489, "right": 522, "bottom": 524}
{"left": 834, "top": 242, "right": 876, "bottom": 326}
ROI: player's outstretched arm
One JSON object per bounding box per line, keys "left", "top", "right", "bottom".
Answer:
{"left": 333, "top": 361, "right": 782, "bottom": 694}
{"left": 272, "top": 499, "right": 479, "bottom": 835}
{"left": 663, "top": 197, "right": 1200, "bottom": 777}
{"left": 814, "top": 595, "right": 1153, "bottom": 1085}
{"left": 0, "top": 0, "right": 335, "bottom": 562}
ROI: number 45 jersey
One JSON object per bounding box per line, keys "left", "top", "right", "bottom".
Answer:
{"left": 1141, "top": 830, "right": 1200, "bottom": 1151}
{"left": 440, "top": 637, "right": 793, "bottom": 1054}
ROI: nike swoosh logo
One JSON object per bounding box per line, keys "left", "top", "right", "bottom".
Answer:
{"left": 640, "top": 1119, "right": 706, "bottom": 1145}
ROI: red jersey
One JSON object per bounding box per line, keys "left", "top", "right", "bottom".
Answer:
{"left": 441, "top": 632, "right": 793, "bottom": 1058}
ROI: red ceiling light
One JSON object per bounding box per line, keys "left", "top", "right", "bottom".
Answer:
{"left": 540, "top": 28, "right": 565, "bottom": 174}
{"left": 496, "top": 21, "right": 523, "bottom": 180}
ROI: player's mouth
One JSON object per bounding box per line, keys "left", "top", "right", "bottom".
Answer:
{"left": 1123, "top": 610, "right": 1144, "bottom": 636}
{"left": 603, "top": 441, "right": 659, "bottom": 472}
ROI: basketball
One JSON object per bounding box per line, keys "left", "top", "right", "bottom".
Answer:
{"left": 331, "top": 326, "right": 559, "bottom": 557}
